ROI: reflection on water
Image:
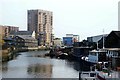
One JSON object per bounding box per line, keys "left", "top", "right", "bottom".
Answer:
{"left": 1, "top": 51, "right": 84, "bottom": 78}
{"left": 27, "top": 64, "right": 52, "bottom": 78}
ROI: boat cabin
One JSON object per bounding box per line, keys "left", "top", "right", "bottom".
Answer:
{"left": 88, "top": 49, "right": 107, "bottom": 63}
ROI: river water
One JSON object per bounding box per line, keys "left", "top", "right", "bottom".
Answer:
{"left": 1, "top": 51, "right": 84, "bottom": 78}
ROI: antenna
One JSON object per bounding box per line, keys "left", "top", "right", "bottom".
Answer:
{"left": 103, "top": 29, "right": 105, "bottom": 49}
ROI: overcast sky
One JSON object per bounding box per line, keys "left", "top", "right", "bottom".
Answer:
{"left": 0, "top": 0, "right": 119, "bottom": 41}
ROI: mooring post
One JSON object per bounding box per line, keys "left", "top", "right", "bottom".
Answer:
{"left": 79, "top": 71, "right": 82, "bottom": 80}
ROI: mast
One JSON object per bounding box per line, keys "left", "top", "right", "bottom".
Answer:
{"left": 97, "top": 42, "right": 99, "bottom": 50}
{"left": 103, "top": 29, "right": 105, "bottom": 49}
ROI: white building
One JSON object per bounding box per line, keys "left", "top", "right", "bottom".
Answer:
{"left": 119, "top": 1, "right": 120, "bottom": 31}
{"left": 53, "top": 38, "right": 62, "bottom": 47}
{"left": 28, "top": 9, "right": 53, "bottom": 46}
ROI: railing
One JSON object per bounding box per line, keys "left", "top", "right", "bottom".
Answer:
{"left": 80, "top": 71, "right": 97, "bottom": 80}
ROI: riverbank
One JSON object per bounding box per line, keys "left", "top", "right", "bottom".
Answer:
{"left": 1, "top": 49, "right": 22, "bottom": 62}
{"left": 1, "top": 47, "right": 50, "bottom": 62}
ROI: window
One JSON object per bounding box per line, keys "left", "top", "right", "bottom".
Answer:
{"left": 39, "top": 12, "right": 41, "bottom": 15}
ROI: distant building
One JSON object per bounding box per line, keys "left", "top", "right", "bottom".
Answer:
{"left": 10, "top": 31, "right": 35, "bottom": 38}
{"left": 63, "top": 34, "right": 79, "bottom": 46}
{"left": 18, "top": 35, "right": 38, "bottom": 49}
{"left": 3, "top": 37, "right": 14, "bottom": 49}
{"left": 27, "top": 9, "right": 53, "bottom": 46}
{"left": 4, "top": 35, "right": 38, "bottom": 50}
{"left": 63, "top": 37, "right": 73, "bottom": 46}
{"left": 0, "top": 25, "right": 19, "bottom": 38}
{"left": 0, "top": 25, "right": 19, "bottom": 49}
{"left": 118, "top": 1, "right": 120, "bottom": 31}
{"left": 66, "top": 34, "right": 74, "bottom": 37}
{"left": 9, "top": 31, "right": 38, "bottom": 49}
{"left": 0, "top": 26, "right": 6, "bottom": 38}
{"left": 53, "top": 38, "right": 62, "bottom": 47}
{"left": 73, "top": 35, "right": 79, "bottom": 42}
{"left": 3, "top": 36, "right": 25, "bottom": 50}
{"left": 14, "top": 36, "right": 25, "bottom": 48}
{"left": 66, "top": 34, "right": 79, "bottom": 42}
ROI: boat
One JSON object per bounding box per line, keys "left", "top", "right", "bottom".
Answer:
{"left": 80, "top": 49, "right": 109, "bottom": 69}
{"left": 86, "top": 49, "right": 108, "bottom": 64}
{"left": 80, "top": 67, "right": 118, "bottom": 80}
{"left": 72, "top": 46, "right": 91, "bottom": 61}
{"left": 57, "top": 52, "right": 68, "bottom": 59}
{"left": 96, "top": 67, "right": 119, "bottom": 80}
{"left": 82, "top": 30, "right": 108, "bottom": 65}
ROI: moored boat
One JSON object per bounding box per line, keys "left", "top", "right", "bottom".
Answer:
{"left": 80, "top": 68, "right": 119, "bottom": 80}
{"left": 87, "top": 49, "right": 108, "bottom": 64}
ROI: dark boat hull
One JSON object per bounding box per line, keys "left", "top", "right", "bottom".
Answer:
{"left": 72, "top": 54, "right": 95, "bottom": 71}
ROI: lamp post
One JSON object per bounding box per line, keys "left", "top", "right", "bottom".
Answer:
{"left": 97, "top": 42, "right": 99, "bottom": 50}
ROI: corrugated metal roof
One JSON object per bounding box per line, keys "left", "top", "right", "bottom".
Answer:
{"left": 113, "top": 31, "right": 120, "bottom": 38}
{"left": 17, "top": 35, "right": 36, "bottom": 40}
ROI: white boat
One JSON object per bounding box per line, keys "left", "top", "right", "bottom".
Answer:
{"left": 80, "top": 68, "right": 119, "bottom": 80}
{"left": 87, "top": 49, "right": 108, "bottom": 64}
